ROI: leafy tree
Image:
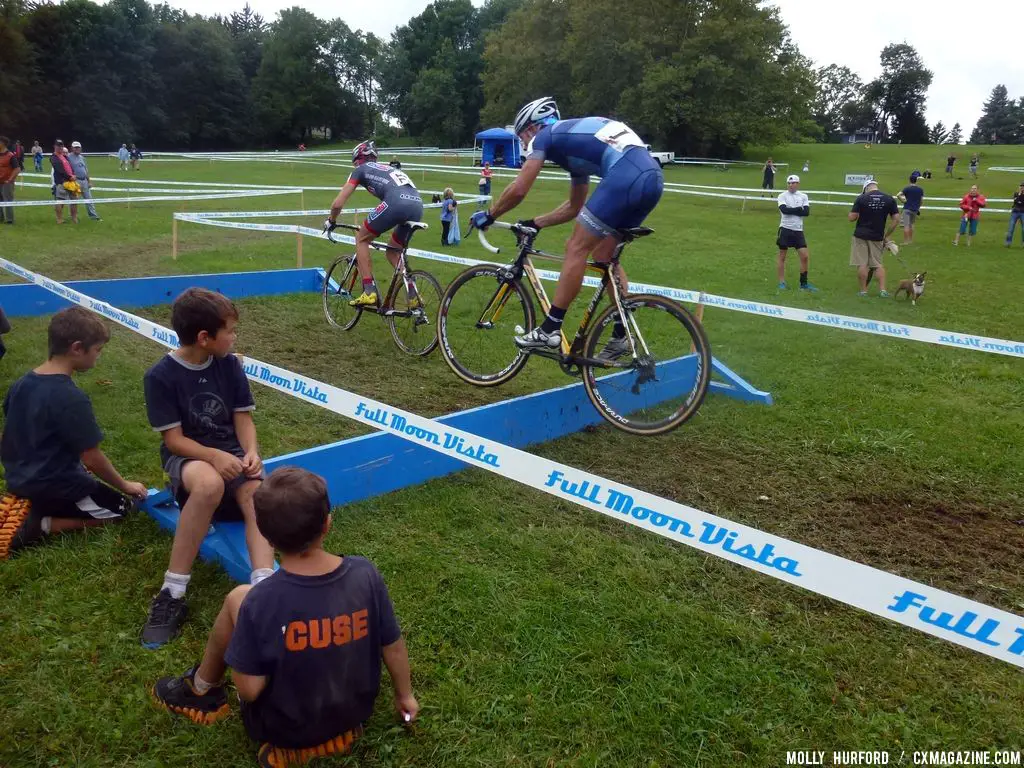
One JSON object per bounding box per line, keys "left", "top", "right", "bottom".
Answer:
{"left": 812, "top": 64, "right": 863, "bottom": 141}
{"left": 863, "top": 43, "right": 932, "bottom": 143}
{"left": 947, "top": 122, "right": 963, "bottom": 145}
{"left": 928, "top": 121, "right": 949, "bottom": 145}
{"left": 0, "top": 0, "right": 38, "bottom": 132}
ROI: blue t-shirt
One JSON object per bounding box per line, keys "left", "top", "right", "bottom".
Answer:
{"left": 527, "top": 117, "right": 647, "bottom": 184}
{"left": 226, "top": 556, "right": 402, "bottom": 748}
{"left": 440, "top": 198, "right": 456, "bottom": 222}
{"left": 143, "top": 352, "right": 254, "bottom": 467}
{"left": 900, "top": 184, "right": 925, "bottom": 213}
{"left": 1, "top": 372, "right": 102, "bottom": 499}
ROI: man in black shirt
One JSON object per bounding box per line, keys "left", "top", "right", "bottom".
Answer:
{"left": 1006, "top": 182, "right": 1024, "bottom": 247}
{"left": 153, "top": 467, "right": 418, "bottom": 765}
{"left": 945, "top": 154, "right": 956, "bottom": 178}
{"left": 849, "top": 180, "right": 900, "bottom": 297}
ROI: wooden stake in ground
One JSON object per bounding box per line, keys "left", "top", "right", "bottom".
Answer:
{"left": 690, "top": 302, "right": 705, "bottom": 355}
{"left": 296, "top": 229, "right": 303, "bottom": 268}
{"left": 172, "top": 218, "right": 178, "bottom": 260}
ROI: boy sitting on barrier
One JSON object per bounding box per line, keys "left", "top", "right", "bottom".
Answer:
{"left": 153, "top": 467, "right": 418, "bottom": 768}
{"left": 141, "top": 288, "right": 274, "bottom": 648}
{"left": 0, "top": 307, "right": 148, "bottom": 559}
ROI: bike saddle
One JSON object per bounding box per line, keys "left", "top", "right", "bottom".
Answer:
{"left": 618, "top": 226, "right": 654, "bottom": 241}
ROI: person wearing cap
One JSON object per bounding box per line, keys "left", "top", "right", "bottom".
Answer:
{"left": 118, "top": 143, "right": 130, "bottom": 171}
{"left": 0, "top": 136, "right": 21, "bottom": 225}
{"left": 1006, "top": 182, "right": 1024, "bottom": 247}
{"left": 848, "top": 179, "right": 899, "bottom": 297}
{"left": 896, "top": 173, "right": 925, "bottom": 245}
{"left": 68, "top": 142, "right": 101, "bottom": 221}
{"left": 775, "top": 174, "right": 816, "bottom": 291}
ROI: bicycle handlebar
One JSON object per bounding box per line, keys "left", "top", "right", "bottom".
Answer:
{"left": 323, "top": 220, "right": 359, "bottom": 244}
{"left": 473, "top": 220, "right": 538, "bottom": 256}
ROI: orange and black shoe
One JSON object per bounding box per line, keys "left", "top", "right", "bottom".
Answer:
{"left": 256, "top": 730, "right": 361, "bottom": 768}
{"left": 153, "top": 664, "right": 230, "bottom": 725}
{"left": 0, "top": 494, "right": 41, "bottom": 560}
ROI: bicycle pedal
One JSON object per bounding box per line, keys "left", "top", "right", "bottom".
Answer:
{"left": 514, "top": 325, "right": 525, "bottom": 334}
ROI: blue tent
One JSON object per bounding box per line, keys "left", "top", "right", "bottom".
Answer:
{"left": 475, "top": 127, "right": 520, "bottom": 168}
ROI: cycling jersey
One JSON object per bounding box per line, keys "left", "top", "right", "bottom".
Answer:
{"left": 527, "top": 117, "right": 650, "bottom": 184}
{"left": 346, "top": 161, "right": 423, "bottom": 239}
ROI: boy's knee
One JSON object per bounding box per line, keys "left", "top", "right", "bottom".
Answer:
{"left": 225, "top": 584, "right": 252, "bottom": 621}
{"left": 182, "top": 463, "right": 226, "bottom": 503}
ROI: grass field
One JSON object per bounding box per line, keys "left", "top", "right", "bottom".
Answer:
{"left": 0, "top": 142, "right": 1023, "bottom": 767}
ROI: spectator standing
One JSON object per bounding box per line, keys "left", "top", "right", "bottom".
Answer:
{"left": 954, "top": 184, "right": 986, "bottom": 246}
{"left": 389, "top": 156, "right": 402, "bottom": 169}
{"left": 129, "top": 144, "right": 142, "bottom": 171}
{"left": 51, "top": 140, "right": 80, "bottom": 224}
{"left": 761, "top": 156, "right": 776, "bottom": 195}
{"left": 117, "top": 143, "right": 130, "bottom": 171}
{"left": 945, "top": 153, "right": 957, "bottom": 178}
{"left": 439, "top": 187, "right": 457, "bottom": 247}
{"left": 775, "top": 174, "right": 816, "bottom": 291}
{"left": 13, "top": 140, "right": 25, "bottom": 171}
{"left": 896, "top": 173, "right": 925, "bottom": 244}
{"left": 478, "top": 162, "right": 493, "bottom": 198}
{"left": 1005, "top": 181, "right": 1024, "bottom": 248}
{"left": 969, "top": 154, "right": 979, "bottom": 179}
{"left": 31, "top": 140, "right": 43, "bottom": 172}
{"left": 0, "top": 136, "right": 20, "bottom": 225}
{"left": 848, "top": 180, "right": 899, "bottom": 297}
{"left": 68, "top": 141, "right": 101, "bottom": 221}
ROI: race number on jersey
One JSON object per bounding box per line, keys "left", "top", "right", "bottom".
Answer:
{"left": 389, "top": 168, "right": 413, "bottom": 187}
{"left": 595, "top": 121, "right": 645, "bottom": 152}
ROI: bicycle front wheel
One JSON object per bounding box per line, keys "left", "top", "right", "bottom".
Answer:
{"left": 582, "top": 294, "right": 711, "bottom": 436}
{"left": 386, "top": 269, "right": 443, "bottom": 356}
{"left": 322, "top": 255, "right": 362, "bottom": 331}
{"left": 437, "top": 264, "right": 536, "bottom": 386}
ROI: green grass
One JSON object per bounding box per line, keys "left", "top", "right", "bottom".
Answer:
{"left": 1, "top": 145, "right": 1023, "bottom": 767}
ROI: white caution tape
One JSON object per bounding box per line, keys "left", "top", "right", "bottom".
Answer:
{"left": 0, "top": 188, "right": 298, "bottom": 208}
{"left": 175, "top": 214, "right": 1024, "bottom": 360}
{"left": 0, "top": 254, "right": 1021, "bottom": 668}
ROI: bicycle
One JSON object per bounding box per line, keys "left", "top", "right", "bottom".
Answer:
{"left": 322, "top": 221, "right": 442, "bottom": 356}
{"left": 436, "top": 221, "right": 712, "bottom": 436}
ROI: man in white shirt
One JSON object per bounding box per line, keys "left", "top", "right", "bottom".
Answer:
{"left": 776, "top": 174, "right": 817, "bottom": 291}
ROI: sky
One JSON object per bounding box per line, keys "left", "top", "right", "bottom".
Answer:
{"left": 158, "top": 0, "right": 1021, "bottom": 134}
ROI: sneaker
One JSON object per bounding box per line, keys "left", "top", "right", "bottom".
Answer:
{"left": 153, "top": 664, "right": 230, "bottom": 725}
{"left": 141, "top": 588, "right": 188, "bottom": 648}
{"left": 348, "top": 291, "right": 378, "bottom": 308}
{"left": 514, "top": 327, "right": 561, "bottom": 350}
{"left": 857, "top": 290, "right": 868, "bottom": 297}
{"left": 799, "top": 283, "right": 818, "bottom": 292}
{"left": 257, "top": 732, "right": 360, "bottom": 767}
{"left": 597, "top": 336, "right": 631, "bottom": 362}
{"left": 778, "top": 281, "right": 787, "bottom": 290}
{"left": 878, "top": 290, "right": 890, "bottom": 298}
{"left": 0, "top": 495, "right": 42, "bottom": 560}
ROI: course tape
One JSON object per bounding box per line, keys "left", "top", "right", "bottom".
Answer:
{"left": 175, "top": 214, "right": 1024, "bottom": 360}
{"left": 0, "top": 189, "right": 298, "bottom": 208}
{"left": 1, "top": 254, "right": 1021, "bottom": 668}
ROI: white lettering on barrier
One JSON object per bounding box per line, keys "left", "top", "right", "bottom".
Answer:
{"left": 1, "top": 256, "right": 1023, "bottom": 669}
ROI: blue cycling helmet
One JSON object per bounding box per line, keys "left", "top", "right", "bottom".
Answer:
{"left": 513, "top": 97, "right": 560, "bottom": 135}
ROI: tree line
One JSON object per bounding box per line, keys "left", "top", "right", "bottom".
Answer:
{"left": 1, "top": 0, "right": 1020, "bottom": 153}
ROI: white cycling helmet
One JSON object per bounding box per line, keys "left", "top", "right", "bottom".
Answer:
{"left": 513, "top": 97, "right": 560, "bottom": 135}
{"left": 352, "top": 140, "right": 378, "bottom": 164}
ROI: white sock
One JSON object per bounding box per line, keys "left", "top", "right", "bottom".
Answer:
{"left": 192, "top": 670, "right": 219, "bottom": 694}
{"left": 40, "top": 516, "right": 52, "bottom": 534}
{"left": 250, "top": 568, "right": 274, "bottom": 585}
{"left": 162, "top": 571, "right": 191, "bottom": 599}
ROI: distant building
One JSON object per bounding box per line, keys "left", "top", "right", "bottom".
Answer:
{"left": 840, "top": 128, "right": 878, "bottom": 144}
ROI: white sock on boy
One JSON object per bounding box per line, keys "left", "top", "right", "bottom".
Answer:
{"left": 162, "top": 571, "right": 191, "bottom": 599}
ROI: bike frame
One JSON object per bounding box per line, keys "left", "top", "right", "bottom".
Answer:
{"left": 328, "top": 223, "right": 418, "bottom": 318}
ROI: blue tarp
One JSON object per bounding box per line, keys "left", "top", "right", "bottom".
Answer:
{"left": 475, "top": 127, "right": 520, "bottom": 168}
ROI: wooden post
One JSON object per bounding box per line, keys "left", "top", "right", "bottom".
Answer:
{"left": 741, "top": 197, "right": 747, "bottom": 214}
{"left": 296, "top": 230, "right": 303, "bottom": 267}
{"left": 689, "top": 302, "right": 705, "bottom": 354}
{"left": 300, "top": 189, "right": 305, "bottom": 214}
{"left": 172, "top": 218, "right": 178, "bottom": 260}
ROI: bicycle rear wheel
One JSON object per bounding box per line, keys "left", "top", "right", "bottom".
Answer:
{"left": 437, "top": 264, "right": 535, "bottom": 386}
{"left": 322, "top": 255, "right": 362, "bottom": 331}
{"left": 581, "top": 294, "right": 711, "bottom": 436}
{"left": 386, "top": 269, "right": 443, "bottom": 356}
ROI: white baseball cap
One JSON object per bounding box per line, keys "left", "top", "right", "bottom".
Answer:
{"left": 786, "top": 174, "right": 800, "bottom": 183}
{"left": 862, "top": 179, "right": 878, "bottom": 191}
{"left": 71, "top": 141, "right": 82, "bottom": 148}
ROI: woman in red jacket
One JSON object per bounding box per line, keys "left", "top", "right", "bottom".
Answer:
{"left": 954, "top": 184, "right": 986, "bottom": 246}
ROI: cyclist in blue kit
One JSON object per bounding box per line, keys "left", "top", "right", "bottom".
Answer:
{"left": 470, "top": 97, "right": 664, "bottom": 356}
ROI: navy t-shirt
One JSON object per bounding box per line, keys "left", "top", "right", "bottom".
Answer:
{"left": 1, "top": 372, "right": 102, "bottom": 499}
{"left": 851, "top": 191, "right": 899, "bottom": 241}
{"left": 226, "top": 556, "right": 402, "bottom": 748}
{"left": 900, "top": 184, "right": 925, "bottom": 213}
{"left": 143, "top": 353, "right": 254, "bottom": 466}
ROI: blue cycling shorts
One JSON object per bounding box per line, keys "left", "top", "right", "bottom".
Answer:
{"left": 578, "top": 148, "right": 664, "bottom": 238}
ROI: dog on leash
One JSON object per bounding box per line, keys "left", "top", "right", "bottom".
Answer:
{"left": 894, "top": 272, "right": 926, "bottom": 305}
